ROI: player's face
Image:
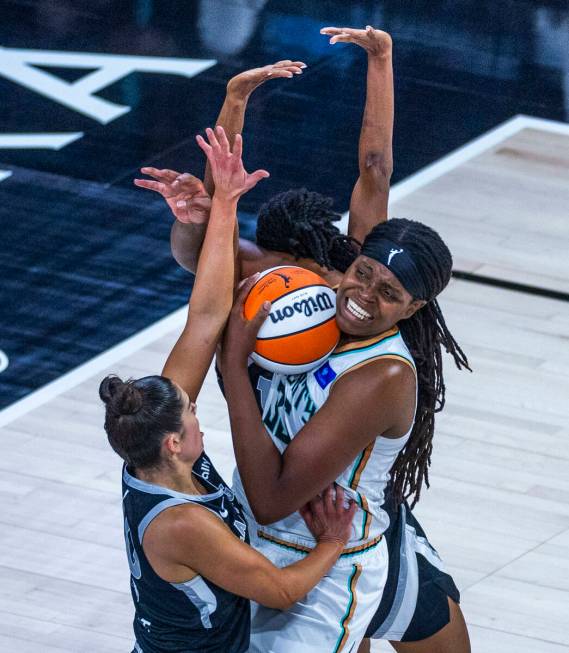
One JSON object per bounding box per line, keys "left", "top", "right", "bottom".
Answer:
{"left": 177, "top": 388, "right": 204, "bottom": 462}
{"left": 335, "top": 256, "right": 423, "bottom": 337}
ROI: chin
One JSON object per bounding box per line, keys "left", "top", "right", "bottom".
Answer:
{"left": 335, "top": 306, "right": 377, "bottom": 337}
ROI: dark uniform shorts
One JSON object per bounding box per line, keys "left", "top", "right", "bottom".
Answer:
{"left": 365, "top": 502, "right": 460, "bottom": 642}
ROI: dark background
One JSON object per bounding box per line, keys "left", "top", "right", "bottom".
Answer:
{"left": 1, "top": 0, "right": 568, "bottom": 408}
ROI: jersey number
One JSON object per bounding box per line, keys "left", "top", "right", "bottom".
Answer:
{"left": 124, "top": 517, "right": 142, "bottom": 580}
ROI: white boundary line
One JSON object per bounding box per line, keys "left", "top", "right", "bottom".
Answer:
{"left": 0, "top": 307, "right": 187, "bottom": 427}
{"left": 1, "top": 113, "right": 567, "bottom": 427}
{"left": 337, "top": 114, "right": 569, "bottom": 231}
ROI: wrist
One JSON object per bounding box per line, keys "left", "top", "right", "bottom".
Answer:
{"left": 316, "top": 535, "right": 345, "bottom": 549}
{"left": 225, "top": 92, "right": 249, "bottom": 108}
{"left": 368, "top": 49, "right": 392, "bottom": 64}
{"left": 224, "top": 359, "right": 249, "bottom": 381}
{"left": 211, "top": 195, "right": 239, "bottom": 210}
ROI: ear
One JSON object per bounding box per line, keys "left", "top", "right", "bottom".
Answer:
{"left": 402, "top": 298, "right": 426, "bottom": 320}
{"left": 162, "top": 432, "right": 183, "bottom": 456}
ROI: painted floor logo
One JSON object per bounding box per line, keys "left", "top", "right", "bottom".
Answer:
{"left": 0, "top": 47, "right": 216, "bottom": 181}
{"left": 0, "top": 350, "right": 9, "bottom": 374}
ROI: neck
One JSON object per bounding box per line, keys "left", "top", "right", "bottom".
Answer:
{"left": 135, "top": 460, "right": 203, "bottom": 495}
{"left": 338, "top": 324, "right": 398, "bottom": 347}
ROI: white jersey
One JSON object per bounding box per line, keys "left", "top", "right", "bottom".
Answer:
{"left": 233, "top": 325, "right": 416, "bottom": 553}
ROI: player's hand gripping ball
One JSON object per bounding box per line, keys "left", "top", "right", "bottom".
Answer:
{"left": 243, "top": 266, "right": 340, "bottom": 374}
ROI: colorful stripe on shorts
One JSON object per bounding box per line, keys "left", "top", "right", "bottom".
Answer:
{"left": 348, "top": 442, "right": 374, "bottom": 540}
{"left": 256, "top": 531, "right": 382, "bottom": 557}
{"left": 333, "top": 563, "right": 362, "bottom": 652}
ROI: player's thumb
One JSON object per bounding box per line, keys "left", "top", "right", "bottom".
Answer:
{"left": 250, "top": 300, "right": 271, "bottom": 332}
{"left": 247, "top": 169, "right": 270, "bottom": 189}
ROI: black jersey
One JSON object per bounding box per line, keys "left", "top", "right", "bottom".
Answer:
{"left": 122, "top": 452, "right": 250, "bottom": 653}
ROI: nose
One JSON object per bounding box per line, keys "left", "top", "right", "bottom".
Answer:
{"left": 357, "top": 283, "right": 375, "bottom": 305}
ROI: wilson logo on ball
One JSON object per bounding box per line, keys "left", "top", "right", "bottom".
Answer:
{"left": 268, "top": 292, "right": 334, "bottom": 324}
{"left": 244, "top": 266, "right": 340, "bottom": 375}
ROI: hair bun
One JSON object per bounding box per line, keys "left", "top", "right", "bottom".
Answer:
{"left": 99, "top": 375, "right": 143, "bottom": 416}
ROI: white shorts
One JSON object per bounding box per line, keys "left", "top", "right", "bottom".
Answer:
{"left": 248, "top": 533, "right": 388, "bottom": 653}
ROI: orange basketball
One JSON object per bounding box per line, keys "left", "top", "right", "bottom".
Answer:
{"left": 244, "top": 266, "right": 340, "bottom": 374}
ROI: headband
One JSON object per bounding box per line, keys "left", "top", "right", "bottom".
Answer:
{"left": 360, "top": 237, "right": 428, "bottom": 299}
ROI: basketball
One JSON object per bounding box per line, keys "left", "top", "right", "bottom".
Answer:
{"left": 243, "top": 266, "right": 340, "bottom": 374}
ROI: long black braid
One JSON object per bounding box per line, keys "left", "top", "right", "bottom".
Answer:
{"left": 362, "top": 219, "right": 471, "bottom": 507}
{"left": 255, "top": 188, "right": 359, "bottom": 273}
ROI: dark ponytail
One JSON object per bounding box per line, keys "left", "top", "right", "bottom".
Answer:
{"left": 99, "top": 375, "right": 183, "bottom": 469}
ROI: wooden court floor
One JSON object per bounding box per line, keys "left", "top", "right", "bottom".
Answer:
{"left": 0, "top": 121, "right": 568, "bottom": 652}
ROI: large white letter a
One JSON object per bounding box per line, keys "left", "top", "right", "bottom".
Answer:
{"left": 0, "top": 47, "right": 216, "bottom": 125}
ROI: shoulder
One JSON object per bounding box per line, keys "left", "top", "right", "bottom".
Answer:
{"left": 327, "top": 357, "right": 415, "bottom": 438}
{"left": 332, "top": 355, "right": 415, "bottom": 396}
{"left": 144, "top": 501, "right": 224, "bottom": 551}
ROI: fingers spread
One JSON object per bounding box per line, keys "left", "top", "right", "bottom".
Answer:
{"left": 216, "top": 125, "right": 230, "bottom": 154}
{"left": 140, "top": 167, "right": 179, "bottom": 182}
{"left": 196, "top": 134, "right": 212, "bottom": 155}
{"left": 233, "top": 133, "right": 243, "bottom": 160}
{"left": 246, "top": 169, "right": 270, "bottom": 189}
{"left": 205, "top": 126, "right": 221, "bottom": 151}
{"left": 175, "top": 173, "right": 201, "bottom": 184}
{"left": 134, "top": 179, "right": 164, "bottom": 193}
{"left": 323, "top": 26, "right": 361, "bottom": 35}
{"left": 330, "top": 34, "right": 350, "bottom": 44}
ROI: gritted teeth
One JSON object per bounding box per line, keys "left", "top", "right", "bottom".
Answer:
{"left": 346, "top": 298, "right": 372, "bottom": 320}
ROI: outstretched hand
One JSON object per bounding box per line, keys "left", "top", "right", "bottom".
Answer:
{"left": 134, "top": 169, "right": 212, "bottom": 225}
{"left": 300, "top": 485, "right": 356, "bottom": 546}
{"left": 197, "top": 126, "right": 269, "bottom": 202}
{"left": 227, "top": 60, "right": 307, "bottom": 101}
{"left": 320, "top": 25, "right": 392, "bottom": 58}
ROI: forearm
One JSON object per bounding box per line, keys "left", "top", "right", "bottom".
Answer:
{"left": 260, "top": 541, "right": 344, "bottom": 609}
{"left": 189, "top": 196, "right": 237, "bottom": 318}
{"left": 224, "top": 365, "right": 291, "bottom": 523}
{"left": 359, "top": 50, "right": 394, "bottom": 181}
{"left": 205, "top": 95, "right": 249, "bottom": 195}
{"left": 170, "top": 220, "right": 208, "bottom": 273}
{"left": 349, "top": 47, "right": 394, "bottom": 241}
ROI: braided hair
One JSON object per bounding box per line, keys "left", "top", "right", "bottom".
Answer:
{"left": 255, "top": 188, "right": 359, "bottom": 273}
{"left": 361, "top": 219, "right": 471, "bottom": 507}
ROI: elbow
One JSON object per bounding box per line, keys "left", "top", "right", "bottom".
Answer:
{"left": 249, "top": 497, "right": 288, "bottom": 526}
{"left": 273, "top": 591, "right": 296, "bottom": 612}
{"left": 261, "top": 582, "right": 297, "bottom": 611}
{"left": 170, "top": 224, "right": 198, "bottom": 273}
{"left": 363, "top": 153, "right": 393, "bottom": 184}
{"left": 249, "top": 502, "right": 276, "bottom": 526}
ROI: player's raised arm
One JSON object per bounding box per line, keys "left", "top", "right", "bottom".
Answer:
{"left": 166, "top": 61, "right": 305, "bottom": 273}
{"left": 162, "top": 127, "right": 269, "bottom": 401}
{"left": 321, "top": 26, "right": 394, "bottom": 243}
